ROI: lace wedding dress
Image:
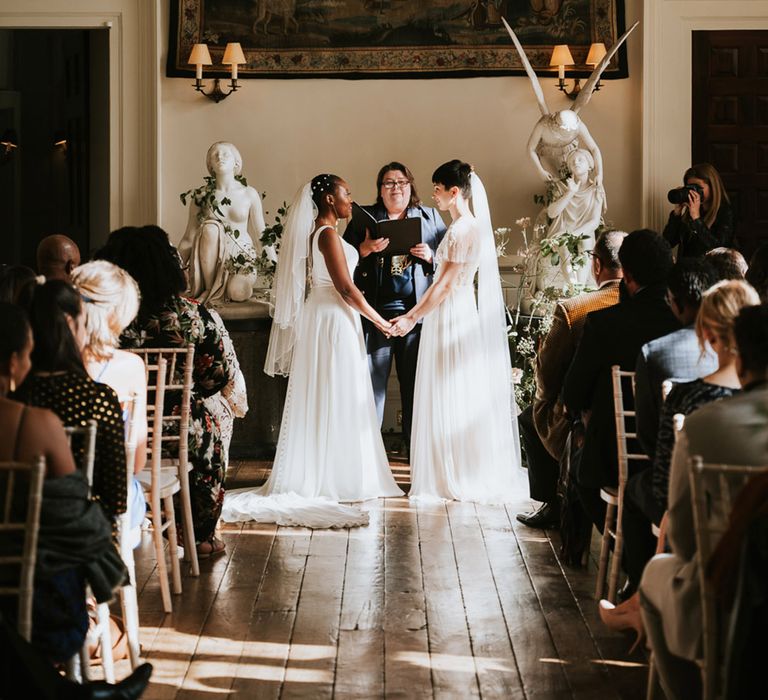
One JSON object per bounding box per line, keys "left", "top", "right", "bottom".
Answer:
{"left": 222, "top": 225, "right": 403, "bottom": 527}
{"left": 409, "top": 214, "right": 520, "bottom": 503}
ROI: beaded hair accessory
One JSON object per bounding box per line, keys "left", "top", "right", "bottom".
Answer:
{"left": 311, "top": 174, "right": 335, "bottom": 194}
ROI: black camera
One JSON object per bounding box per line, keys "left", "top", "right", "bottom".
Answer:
{"left": 667, "top": 183, "right": 704, "bottom": 205}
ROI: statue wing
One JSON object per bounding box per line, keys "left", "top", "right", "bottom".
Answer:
{"left": 572, "top": 21, "right": 639, "bottom": 114}
{"left": 501, "top": 17, "right": 550, "bottom": 117}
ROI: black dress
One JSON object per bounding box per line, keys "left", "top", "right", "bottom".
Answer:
{"left": 662, "top": 201, "right": 734, "bottom": 258}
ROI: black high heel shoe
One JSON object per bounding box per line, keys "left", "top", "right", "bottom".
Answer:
{"left": 86, "top": 662, "right": 153, "bottom": 699}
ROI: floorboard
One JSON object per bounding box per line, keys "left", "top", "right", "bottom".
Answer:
{"left": 119, "top": 460, "right": 647, "bottom": 699}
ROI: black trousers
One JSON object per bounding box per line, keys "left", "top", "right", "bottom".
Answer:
{"left": 364, "top": 315, "right": 421, "bottom": 449}
{"left": 519, "top": 404, "right": 560, "bottom": 503}
{"left": 622, "top": 468, "right": 665, "bottom": 589}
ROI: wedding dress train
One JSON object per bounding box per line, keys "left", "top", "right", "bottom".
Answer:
{"left": 222, "top": 224, "right": 403, "bottom": 528}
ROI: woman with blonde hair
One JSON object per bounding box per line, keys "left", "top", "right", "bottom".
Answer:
{"left": 599, "top": 279, "right": 760, "bottom": 648}
{"left": 663, "top": 162, "right": 734, "bottom": 258}
{"left": 71, "top": 259, "right": 148, "bottom": 536}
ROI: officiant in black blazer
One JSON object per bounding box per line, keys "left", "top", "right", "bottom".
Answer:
{"left": 344, "top": 161, "right": 446, "bottom": 454}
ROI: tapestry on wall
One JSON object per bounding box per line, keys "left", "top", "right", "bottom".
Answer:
{"left": 167, "top": 0, "right": 628, "bottom": 79}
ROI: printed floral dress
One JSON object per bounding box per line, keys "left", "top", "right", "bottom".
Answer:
{"left": 121, "top": 296, "right": 229, "bottom": 544}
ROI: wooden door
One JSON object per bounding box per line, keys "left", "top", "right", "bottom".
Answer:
{"left": 692, "top": 30, "right": 768, "bottom": 258}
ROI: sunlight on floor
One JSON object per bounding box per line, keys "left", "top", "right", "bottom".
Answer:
{"left": 394, "top": 651, "right": 516, "bottom": 673}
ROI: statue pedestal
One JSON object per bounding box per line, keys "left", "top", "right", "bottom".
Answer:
{"left": 218, "top": 298, "right": 286, "bottom": 459}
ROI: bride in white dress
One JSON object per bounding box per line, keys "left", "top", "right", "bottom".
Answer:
{"left": 390, "top": 160, "right": 521, "bottom": 502}
{"left": 222, "top": 174, "right": 403, "bottom": 527}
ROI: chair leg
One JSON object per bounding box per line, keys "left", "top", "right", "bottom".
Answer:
{"left": 595, "top": 502, "right": 615, "bottom": 600}
{"left": 608, "top": 519, "right": 624, "bottom": 604}
{"left": 151, "top": 510, "right": 173, "bottom": 614}
{"left": 78, "top": 643, "right": 91, "bottom": 681}
{"left": 65, "top": 653, "right": 81, "bottom": 682}
{"left": 96, "top": 601, "right": 115, "bottom": 684}
{"left": 646, "top": 654, "right": 659, "bottom": 700}
{"left": 177, "top": 466, "right": 200, "bottom": 577}
{"left": 164, "top": 495, "right": 183, "bottom": 596}
{"left": 120, "top": 583, "right": 142, "bottom": 670}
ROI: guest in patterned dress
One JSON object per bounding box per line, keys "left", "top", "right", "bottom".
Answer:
{"left": 16, "top": 280, "right": 127, "bottom": 525}
{"left": 95, "top": 225, "right": 230, "bottom": 558}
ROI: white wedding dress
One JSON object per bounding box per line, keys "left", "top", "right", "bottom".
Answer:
{"left": 222, "top": 226, "right": 403, "bottom": 527}
{"left": 409, "top": 215, "right": 519, "bottom": 503}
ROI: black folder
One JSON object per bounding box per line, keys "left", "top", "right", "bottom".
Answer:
{"left": 351, "top": 202, "right": 422, "bottom": 256}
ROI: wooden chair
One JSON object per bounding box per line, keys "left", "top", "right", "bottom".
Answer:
{"left": 64, "top": 420, "right": 97, "bottom": 492}
{"left": 689, "top": 457, "right": 768, "bottom": 700}
{"left": 117, "top": 392, "right": 142, "bottom": 669}
{"left": 129, "top": 345, "right": 199, "bottom": 577}
{"left": 0, "top": 458, "right": 45, "bottom": 641}
{"left": 134, "top": 357, "right": 183, "bottom": 614}
{"left": 595, "top": 366, "right": 650, "bottom": 602}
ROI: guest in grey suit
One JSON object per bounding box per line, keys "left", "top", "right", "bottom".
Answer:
{"left": 344, "top": 162, "right": 446, "bottom": 453}
{"left": 639, "top": 304, "right": 768, "bottom": 700}
{"left": 634, "top": 259, "right": 719, "bottom": 460}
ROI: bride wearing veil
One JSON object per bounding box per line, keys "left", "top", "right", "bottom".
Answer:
{"left": 390, "top": 161, "right": 521, "bottom": 502}
{"left": 222, "top": 174, "right": 403, "bottom": 528}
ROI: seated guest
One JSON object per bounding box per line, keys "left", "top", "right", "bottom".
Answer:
{"left": 71, "top": 260, "right": 148, "bottom": 538}
{"left": 15, "top": 280, "right": 128, "bottom": 525}
{"left": 746, "top": 241, "right": 768, "bottom": 302}
{"left": 95, "top": 226, "right": 230, "bottom": 559}
{"left": 634, "top": 259, "right": 718, "bottom": 459}
{"left": 0, "top": 265, "right": 38, "bottom": 308}
{"left": 608, "top": 280, "right": 759, "bottom": 611}
{"left": 516, "top": 230, "right": 626, "bottom": 528}
{"left": 562, "top": 230, "right": 679, "bottom": 532}
{"left": 0, "top": 304, "right": 124, "bottom": 665}
{"left": 704, "top": 246, "right": 747, "bottom": 280}
{"left": 639, "top": 304, "right": 768, "bottom": 700}
{"left": 36, "top": 234, "right": 81, "bottom": 282}
{"left": 343, "top": 161, "right": 446, "bottom": 455}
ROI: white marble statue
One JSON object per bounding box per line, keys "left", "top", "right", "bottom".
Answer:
{"left": 541, "top": 148, "right": 605, "bottom": 286}
{"left": 179, "top": 142, "right": 266, "bottom": 305}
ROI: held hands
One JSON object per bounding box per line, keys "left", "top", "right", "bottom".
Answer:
{"left": 388, "top": 314, "right": 416, "bottom": 337}
{"left": 359, "top": 228, "right": 390, "bottom": 258}
{"left": 410, "top": 243, "right": 433, "bottom": 263}
{"left": 375, "top": 318, "right": 393, "bottom": 335}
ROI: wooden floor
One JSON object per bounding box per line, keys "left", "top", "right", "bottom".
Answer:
{"left": 112, "top": 460, "right": 649, "bottom": 699}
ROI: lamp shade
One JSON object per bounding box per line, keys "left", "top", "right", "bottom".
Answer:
{"left": 188, "top": 43, "right": 212, "bottom": 65}
{"left": 222, "top": 42, "right": 246, "bottom": 65}
{"left": 549, "top": 44, "right": 574, "bottom": 67}
{"left": 586, "top": 42, "right": 607, "bottom": 66}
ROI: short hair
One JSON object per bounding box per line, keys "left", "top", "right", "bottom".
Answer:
{"left": 667, "top": 259, "right": 719, "bottom": 311}
{"left": 566, "top": 148, "right": 595, "bottom": 173}
{"left": 205, "top": 141, "right": 242, "bottom": 177}
{"left": 746, "top": 242, "right": 768, "bottom": 303}
{"left": 71, "top": 260, "right": 141, "bottom": 361}
{"left": 94, "top": 226, "right": 186, "bottom": 321}
{"left": 618, "top": 229, "right": 674, "bottom": 287}
{"left": 0, "top": 302, "right": 30, "bottom": 367}
{"left": 592, "top": 230, "right": 626, "bottom": 271}
{"left": 375, "top": 161, "right": 421, "bottom": 209}
{"left": 704, "top": 247, "right": 748, "bottom": 281}
{"left": 432, "top": 159, "right": 472, "bottom": 198}
{"left": 0, "top": 265, "right": 38, "bottom": 309}
{"left": 28, "top": 279, "right": 86, "bottom": 375}
{"left": 695, "top": 280, "right": 760, "bottom": 354}
{"left": 734, "top": 304, "right": 768, "bottom": 377}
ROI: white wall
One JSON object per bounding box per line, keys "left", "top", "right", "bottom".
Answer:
{"left": 159, "top": 0, "right": 643, "bottom": 248}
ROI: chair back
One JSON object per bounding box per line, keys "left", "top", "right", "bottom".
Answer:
{"left": 0, "top": 457, "right": 45, "bottom": 641}
{"left": 138, "top": 357, "right": 168, "bottom": 512}
{"left": 129, "top": 346, "right": 193, "bottom": 468}
{"left": 611, "top": 365, "right": 650, "bottom": 491}
{"left": 688, "top": 457, "right": 768, "bottom": 700}
{"left": 661, "top": 378, "right": 675, "bottom": 403}
{"left": 118, "top": 393, "right": 141, "bottom": 558}
{"left": 64, "top": 420, "right": 98, "bottom": 492}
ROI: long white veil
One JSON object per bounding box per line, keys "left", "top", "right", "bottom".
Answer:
{"left": 471, "top": 172, "right": 522, "bottom": 469}
{"left": 264, "top": 182, "right": 316, "bottom": 377}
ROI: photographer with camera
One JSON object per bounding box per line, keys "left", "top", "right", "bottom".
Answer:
{"left": 663, "top": 163, "right": 734, "bottom": 258}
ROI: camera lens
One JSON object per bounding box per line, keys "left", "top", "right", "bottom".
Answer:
{"left": 667, "top": 187, "right": 688, "bottom": 205}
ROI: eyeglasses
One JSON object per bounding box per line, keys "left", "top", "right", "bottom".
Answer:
{"left": 382, "top": 179, "right": 411, "bottom": 190}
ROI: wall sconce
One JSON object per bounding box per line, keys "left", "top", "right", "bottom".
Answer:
{"left": 0, "top": 128, "right": 18, "bottom": 160}
{"left": 53, "top": 130, "right": 67, "bottom": 151}
{"left": 549, "top": 42, "right": 608, "bottom": 99}
{"left": 188, "top": 42, "right": 246, "bottom": 103}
